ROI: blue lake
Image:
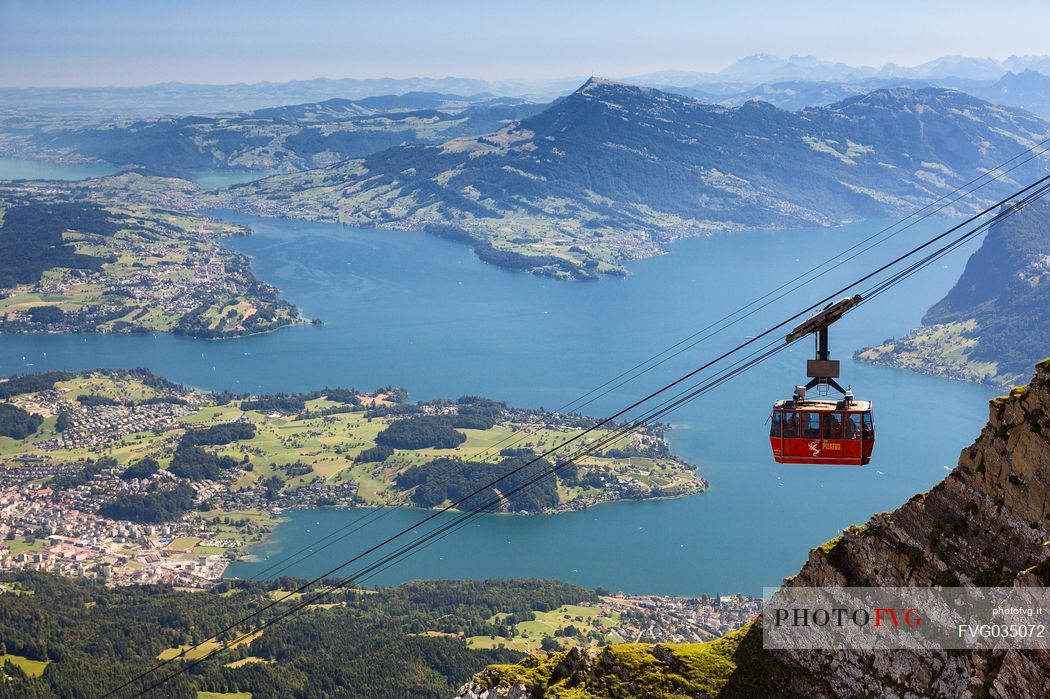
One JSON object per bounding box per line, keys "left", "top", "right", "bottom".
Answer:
{"left": 0, "top": 157, "right": 120, "bottom": 180}
{"left": 0, "top": 213, "right": 995, "bottom": 595}
{"left": 192, "top": 170, "right": 277, "bottom": 189}
{"left": 0, "top": 158, "right": 271, "bottom": 187}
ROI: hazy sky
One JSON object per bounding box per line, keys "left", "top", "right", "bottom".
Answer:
{"left": 2, "top": 0, "right": 1048, "bottom": 87}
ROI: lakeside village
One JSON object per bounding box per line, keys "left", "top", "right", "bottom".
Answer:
{"left": 0, "top": 185, "right": 301, "bottom": 338}
{"left": 0, "top": 381, "right": 350, "bottom": 587}
{"left": 0, "top": 235, "right": 228, "bottom": 335}
{"left": 599, "top": 593, "right": 764, "bottom": 643}
{"left": 0, "top": 372, "right": 760, "bottom": 638}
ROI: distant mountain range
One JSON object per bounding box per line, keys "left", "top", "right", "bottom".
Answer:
{"left": 3, "top": 54, "right": 1048, "bottom": 118}
{"left": 969, "top": 70, "right": 1050, "bottom": 119}
{"left": 0, "top": 77, "right": 578, "bottom": 119}
{"left": 626, "top": 53, "right": 1050, "bottom": 86}
{"left": 670, "top": 70, "right": 1050, "bottom": 118}
{"left": 0, "top": 93, "right": 548, "bottom": 177}
{"left": 857, "top": 199, "right": 1050, "bottom": 387}
{"left": 216, "top": 78, "right": 1050, "bottom": 278}
{"left": 8, "top": 70, "right": 1050, "bottom": 180}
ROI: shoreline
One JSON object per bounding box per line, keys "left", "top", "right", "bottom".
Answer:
{"left": 226, "top": 483, "right": 709, "bottom": 571}
{"left": 854, "top": 351, "right": 1014, "bottom": 391}
{"left": 0, "top": 316, "right": 308, "bottom": 342}
{"left": 202, "top": 194, "right": 953, "bottom": 283}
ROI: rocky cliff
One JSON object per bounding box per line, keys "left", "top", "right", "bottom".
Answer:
{"left": 458, "top": 358, "right": 1050, "bottom": 698}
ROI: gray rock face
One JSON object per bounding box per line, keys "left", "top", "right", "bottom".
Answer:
{"left": 456, "top": 679, "right": 536, "bottom": 699}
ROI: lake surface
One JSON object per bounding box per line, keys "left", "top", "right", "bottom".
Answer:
{"left": 0, "top": 157, "right": 120, "bottom": 180}
{"left": 0, "top": 159, "right": 272, "bottom": 188}
{"left": 192, "top": 170, "right": 276, "bottom": 189}
{"left": 0, "top": 213, "right": 995, "bottom": 595}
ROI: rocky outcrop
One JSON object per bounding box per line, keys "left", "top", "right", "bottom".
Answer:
{"left": 769, "top": 358, "right": 1050, "bottom": 698}
{"left": 457, "top": 680, "right": 534, "bottom": 699}
{"left": 456, "top": 639, "right": 753, "bottom": 699}
{"left": 458, "top": 358, "right": 1050, "bottom": 698}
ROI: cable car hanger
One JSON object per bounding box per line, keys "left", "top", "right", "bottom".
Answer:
{"left": 771, "top": 294, "right": 874, "bottom": 466}
{"left": 786, "top": 294, "right": 861, "bottom": 399}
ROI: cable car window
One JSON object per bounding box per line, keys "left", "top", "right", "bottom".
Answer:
{"left": 823, "top": 412, "right": 842, "bottom": 439}
{"left": 770, "top": 411, "right": 782, "bottom": 437}
{"left": 782, "top": 412, "right": 799, "bottom": 438}
{"left": 862, "top": 412, "right": 874, "bottom": 440}
{"left": 801, "top": 412, "right": 821, "bottom": 439}
{"left": 845, "top": 413, "right": 862, "bottom": 439}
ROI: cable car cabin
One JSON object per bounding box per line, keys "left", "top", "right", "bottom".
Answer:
{"left": 770, "top": 398, "right": 874, "bottom": 465}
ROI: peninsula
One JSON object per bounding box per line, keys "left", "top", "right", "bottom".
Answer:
{"left": 0, "top": 181, "right": 301, "bottom": 338}
{"left": 0, "top": 369, "right": 706, "bottom": 587}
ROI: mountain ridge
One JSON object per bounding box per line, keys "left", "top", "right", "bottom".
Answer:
{"left": 0, "top": 93, "right": 547, "bottom": 177}
{"left": 4, "top": 54, "right": 1048, "bottom": 118}
{"left": 213, "top": 78, "right": 1050, "bottom": 278}
{"left": 671, "top": 72, "right": 1050, "bottom": 118}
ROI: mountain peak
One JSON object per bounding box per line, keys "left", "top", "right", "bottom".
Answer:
{"left": 576, "top": 76, "right": 621, "bottom": 93}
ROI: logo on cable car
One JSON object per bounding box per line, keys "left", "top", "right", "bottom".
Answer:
{"left": 808, "top": 441, "right": 820, "bottom": 456}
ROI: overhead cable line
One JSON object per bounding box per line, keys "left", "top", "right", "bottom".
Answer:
{"left": 233, "top": 138, "right": 1050, "bottom": 584}
{"left": 106, "top": 172, "right": 1050, "bottom": 699}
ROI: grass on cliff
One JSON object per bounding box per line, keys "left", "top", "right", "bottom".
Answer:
{"left": 467, "top": 604, "right": 624, "bottom": 652}
{"left": 474, "top": 622, "right": 787, "bottom": 698}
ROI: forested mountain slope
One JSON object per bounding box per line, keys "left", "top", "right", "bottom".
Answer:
{"left": 0, "top": 575, "right": 587, "bottom": 697}
{"left": 858, "top": 199, "right": 1050, "bottom": 386}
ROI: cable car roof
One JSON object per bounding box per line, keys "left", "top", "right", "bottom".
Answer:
{"left": 773, "top": 398, "right": 872, "bottom": 411}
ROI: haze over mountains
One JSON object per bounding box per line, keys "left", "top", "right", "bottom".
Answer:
{"left": 629, "top": 52, "right": 1050, "bottom": 86}
{"left": 0, "top": 93, "right": 545, "bottom": 177}
{"left": 673, "top": 70, "right": 1050, "bottom": 117}
{"left": 219, "top": 78, "right": 1050, "bottom": 277}
{"left": 3, "top": 53, "right": 1049, "bottom": 117}
{"left": 7, "top": 68, "right": 1050, "bottom": 182}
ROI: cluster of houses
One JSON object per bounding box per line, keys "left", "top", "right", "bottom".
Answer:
{"left": 0, "top": 451, "right": 363, "bottom": 588}
{"left": 601, "top": 593, "right": 764, "bottom": 642}
{"left": 0, "top": 483, "right": 230, "bottom": 587}
{"left": 0, "top": 229, "right": 244, "bottom": 334}
{"left": 101, "top": 237, "right": 236, "bottom": 316}
{"left": 211, "top": 478, "right": 360, "bottom": 511}
{"left": 14, "top": 386, "right": 201, "bottom": 450}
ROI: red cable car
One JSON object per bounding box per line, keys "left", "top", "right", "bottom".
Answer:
{"left": 770, "top": 295, "right": 875, "bottom": 466}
